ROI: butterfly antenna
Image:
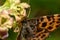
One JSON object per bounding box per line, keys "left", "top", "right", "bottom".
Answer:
{"left": 27, "top": 0, "right": 31, "bottom": 17}
{"left": 27, "top": 8, "right": 31, "bottom": 17}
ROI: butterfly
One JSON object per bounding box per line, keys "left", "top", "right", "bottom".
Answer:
{"left": 17, "top": 14, "right": 60, "bottom": 40}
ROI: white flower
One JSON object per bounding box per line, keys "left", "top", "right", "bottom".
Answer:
{"left": 20, "top": 9, "right": 26, "bottom": 16}
{"left": 1, "top": 10, "right": 9, "bottom": 15}
{"left": 15, "top": 0, "right": 20, "bottom": 4}
{"left": 20, "top": 3, "right": 30, "bottom": 8}
{"left": 14, "top": 27, "right": 19, "bottom": 32}
{"left": 15, "top": 16, "right": 21, "bottom": 21}
{"left": 0, "top": 10, "right": 10, "bottom": 19}
{"left": 0, "top": 27, "right": 8, "bottom": 31}
{"left": 2, "top": 18, "right": 14, "bottom": 29}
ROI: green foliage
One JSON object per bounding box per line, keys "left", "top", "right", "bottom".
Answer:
{"left": 7, "top": 29, "right": 18, "bottom": 40}
{"left": 29, "top": 0, "right": 60, "bottom": 18}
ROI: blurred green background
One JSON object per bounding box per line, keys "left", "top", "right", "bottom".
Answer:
{"left": 23, "top": 0, "right": 60, "bottom": 18}
{"left": 1, "top": 0, "right": 60, "bottom": 40}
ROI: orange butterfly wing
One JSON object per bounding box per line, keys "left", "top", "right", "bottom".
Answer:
{"left": 18, "top": 14, "right": 60, "bottom": 40}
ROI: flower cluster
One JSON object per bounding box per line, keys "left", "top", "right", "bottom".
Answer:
{"left": 0, "top": 0, "right": 30, "bottom": 39}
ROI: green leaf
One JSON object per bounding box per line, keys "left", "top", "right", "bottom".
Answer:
{"left": 7, "top": 29, "right": 18, "bottom": 40}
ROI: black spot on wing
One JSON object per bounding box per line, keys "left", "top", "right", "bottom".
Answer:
{"left": 36, "top": 33, "right": 41, "bottom": 37}
{"left": 57, "top": 14, "right": 60, "bottom": 17}
{"left": 58, "top": 18, "right": 60, "bottom": 21}
{"left": 56, "top": 25, "right": 60, "bottom": 28}
{"left": 36, "top": 19, "right": 40, "bottom": 25}
{"left": 47, "top": 26, "right": 53, "bottom": 30}
{"left": 45, "top": 15, "right": 54, "bottom": 21}
{"left": 46, "top": 15, "right": 51, "bottom": 21}
{"left": 49, "top": 22, "right": 53, "bottom": 25}
{"left": 44, "top": 29, "right": 49, "bottom": 33}
{"left": 40, "top": 17, "right": 44, "bottom": 22}
{"left": 56, "top": 21, "right": 60, "bottom": 23}
{"left": 42, "top": 22, "right": 47, "bottom": 27}
{"left": 57, "top": 18, "right": 60, "bottom": 23}
{"left": 37, "top": 28, "right": 43, "bottom": 32}
{"left": 41, "top": 34, "right": 45, "bottom": 38}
